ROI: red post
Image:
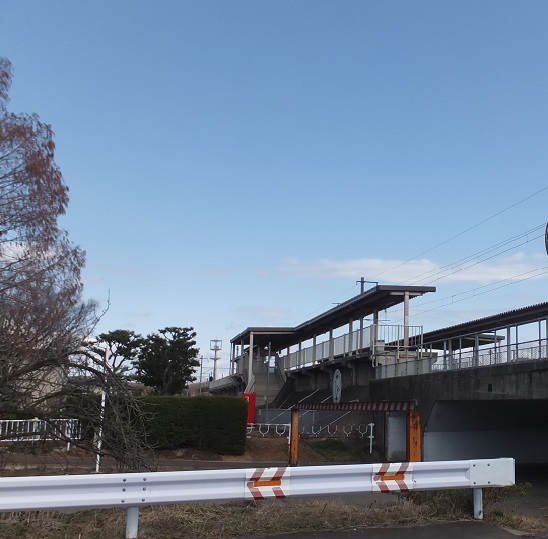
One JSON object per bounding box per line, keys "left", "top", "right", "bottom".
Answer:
{"left": 243, "top": 393, "right": 256, "bottom": 424}
{"left": 289, "top": 408, "right": 299, "bottom": 466}
{"left": 408, "top": 411, "right": 422, "bottom": 462}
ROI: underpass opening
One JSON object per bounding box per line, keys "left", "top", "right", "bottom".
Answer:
{"left": 424, "top": 399, "right": 548, "bottom": 464}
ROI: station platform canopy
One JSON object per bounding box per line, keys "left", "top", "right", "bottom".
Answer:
{"left": 231, "top": 284, "right": 436, "bottom": 352}
{"left": 418, "top": 301, "right": 548, "bottom": 350}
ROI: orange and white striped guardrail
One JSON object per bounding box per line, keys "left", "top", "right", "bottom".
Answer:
{"left": 246, "top": 467, "right": 289, "bottom": 499}
{"left": 372, "top": 462, "right": 413, "bottom": 492}
{"left": 0, "top": 458, "right": 515, "bottom": 539}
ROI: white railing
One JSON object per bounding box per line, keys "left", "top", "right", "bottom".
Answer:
{"left": 0, "top": 418, "right": 80, "bottom": 446}
{"left": 430, "top": 339, "right": 548, "bottom": 371}
{"left": 374, "top": 340, "right": 548, "bottom": 379}
{"left": 281, "top": 325, "right": 424, "bottom": 372}
{"left": 247, "top": 423, "right": 291, "bottom": 437}
{"left": 247, "top": 422, "right": 374, "bottom": 439}
{"left": 0, "top": 458, "right": 515, "bottom": 538}
{"left": 236, "top": 331, "right": 548, "bottom": 380}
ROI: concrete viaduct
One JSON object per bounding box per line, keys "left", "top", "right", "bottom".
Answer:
{"left": 211, "top": 284, "right": 548, "bottom": 464}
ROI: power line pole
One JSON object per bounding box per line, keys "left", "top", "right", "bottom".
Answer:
{"left": 210, "top": 340, "right": 222, "bottom": 380}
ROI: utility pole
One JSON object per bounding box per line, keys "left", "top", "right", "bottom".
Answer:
{"left": 210, "top": 340, "right": 222, "bottom": 380}
{"left": 95, "top": 344, "right": 108, "bottom": 474}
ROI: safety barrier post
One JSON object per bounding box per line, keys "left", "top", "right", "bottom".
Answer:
{"left": 126, "top": 506, "right": 139, "bottom": 539}
{"left": 473, "top": 488, "right": 483, "bottom": 519}
{"left": 289, "top": 408, "right": 299, "bottom": 466}
{"left": 407, "top": 411, "right": 422, "bottom": 462}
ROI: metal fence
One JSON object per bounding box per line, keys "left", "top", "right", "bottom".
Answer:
{"left": 281, "top": 324, "right": 424, "bottom": 372}
{"left": 373, "top": 339, "right": 548, "bottom": 379}
{"left": 247, "top": 422, "right": 374, "bottom": 439}
{"left": 429, "top": 339, "right": 548, "bottom": 372}
{"left": 0, "top": 418, "right": 80, "bottom": 447}
{"left": 253, "top": 408, "right": 374, "bottom": 437}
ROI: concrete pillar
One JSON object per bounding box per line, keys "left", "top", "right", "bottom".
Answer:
{"left": 539, "top": 320, "right": 543, "bottom": 360}
{"left": 515, "top": 326, "right": 519, "bottom": 360}
{"left": 373, "top": 311, "right": 379, "bottom": 354}
{"left": 299, "top": 341, "right": 302, "bottom": 366}
{"left": 359, "top": 278, "right": 365, "bottom": 350}
{"left": 248, "top": 332, "right": 254, "bottom": 387}
{"left": 329, "top": 329, "right": 334, "bottom": 360}
{"left": 474, "top": 334, "right": 479, "bottom": 367}
{"left": 546, "top": 319, "right": 548, "bottom": 358}
{"left": 348, "top": 318, "right": 353, "bottom": 354}
{"left": 493, "top": 330, "right": 498, "bottom": 365}
{"left": 312, "top": 335, "right": 317, "bottom": 362}
{"left": 404, "top": 291, "right": 410, "bottom": 348}
{"left": 506, "top": 327, "right": 511, "bottom": 362}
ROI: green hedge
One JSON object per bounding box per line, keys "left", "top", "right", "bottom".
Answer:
{"left": 142, "top": 395, "right": 248, "bottom": 455}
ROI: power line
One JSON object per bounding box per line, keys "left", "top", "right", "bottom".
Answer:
{"left": 289, "top": 188, "right": 548, "bottom": 327}
{"left": 397, "top": 224, "right": 545, "bottom": 286}
{"left": 366, "top": 186, "right": 548, "bottom": 282}
{"left": 387, "top": 265, "right": 548, "bottom": 323}
{"left": 405, "top": 232, "right": 544, "bottom": 287}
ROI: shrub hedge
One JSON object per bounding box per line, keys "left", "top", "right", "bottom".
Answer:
{"left": 142, "top": 395, "right": 248, "bottom": 455}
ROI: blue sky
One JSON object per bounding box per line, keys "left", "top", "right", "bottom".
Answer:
{"left": 2, "top": 1, "right": 548, "bottom": 377}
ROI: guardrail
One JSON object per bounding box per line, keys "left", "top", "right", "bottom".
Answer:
{"left": 0, "top": 458, "right": 514, "bottom": 538}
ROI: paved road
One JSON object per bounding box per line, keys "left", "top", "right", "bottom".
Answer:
{"left": 240, "top": 522, "right": 526, "bottom": 539}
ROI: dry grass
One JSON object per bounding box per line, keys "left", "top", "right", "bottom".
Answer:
{"left": 0, "top": 498, "right": 438, "bottom": 539}
{"left": 0, "top": 487, "right": 547, "bottom": 539}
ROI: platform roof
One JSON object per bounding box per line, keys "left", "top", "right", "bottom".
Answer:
{"left": 231, "top": 284, "right": 436, "bottom": 351}
{"left": 419, "top": 301, "right": 548, "bottom": 349}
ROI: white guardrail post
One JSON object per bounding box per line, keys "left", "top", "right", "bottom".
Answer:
{"left": 0, "top": 458, "right": 514, "bottom": 539}
{"left": 126, "top": 506, "right": 139, "bottom": 539}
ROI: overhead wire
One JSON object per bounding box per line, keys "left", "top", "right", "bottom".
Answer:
{"left": 291, "top": 186, "right": 548, "bottom": 327}
{"left": 369, "top": 186, "right": 548, "bottom": 323}
{"left": 387, "top": 265, "right": 548, "bottom": 324}
{"left": 365, "top": 185, "right": 548, "bottom": 282}
{"left": 404, "top": 230, "right": 544, "bottom": 287}
{"left": 397, "top": 224, "right": 545, "bottom": 286}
